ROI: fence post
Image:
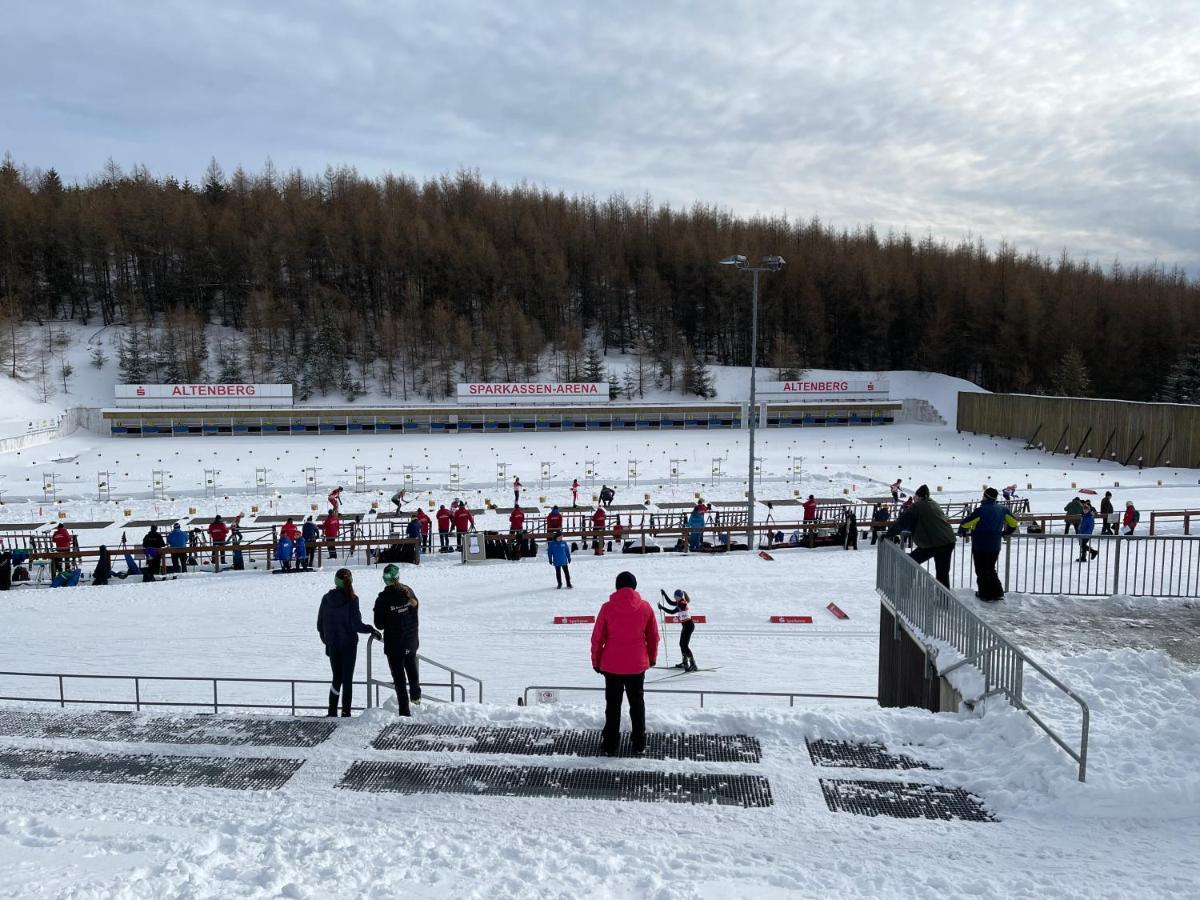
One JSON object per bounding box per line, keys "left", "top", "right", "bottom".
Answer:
{"left": 58, "top": 675, "right": 65, "bottom": 708}
{"left": 135, "top": 677, "right": 141, "bottom": 712}
{"left": 1112, "top": 538, "right": 1122, "bottom": 596}
{"left": 212, "top": 680, "right": 219, "bottom": 714}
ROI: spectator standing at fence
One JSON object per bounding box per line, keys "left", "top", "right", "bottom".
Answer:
{"left": 591, "top": 571, "right": 658, "bottom": 755}
{"left": 322, "top": 509, "right": 341, "bottom": 558}
{"left": 1122, "top": 501, "right": 1141, "bottom": 534}
{"left": 687, "top": 504, "right": 706, "bottom": 552}
{"left": 546, "top": 505, "right": 563, "bottom": 533}
{"left": 591, "top": 505, "right": 607, "bottom": 555}
{"left": 453, "top": 502, "right": 474, "bottom": 550}
{"left": 373, "top": 565, "right": 422, "bottom": 716}
{"left": 327, "top": 486, "right": 344, "bottom": 513}
{"left": 658, "top": 589, "right": 698, "bottom": 671}
{"left": 843, "top": 508, "right": 859, "bottom": 550}
{"left": 317, "top": 568, "right": 380, "bottom": 717}
{"left": 416, "top": 507, "right": 432, "bottom": 553}
{"left": 1063, "top": 497, "right": 1083, "bottom": 534}
{"left": 302, "top": 516, "right": 320, "bottom": 560}
{"left": 1100, "top": 492, "right": 1115, "bottom": 535}
{"left": 141, "top": 525, "right": 165, "bottom": 582}
{"left": 167, "top": 523, "right": 189, "bottom": 574}
{"left": 208, "top": 515, "right": 229, "bottom": 566}
{"left": 92, "top": 545, "right": 113, "bottom": 586}
{"left": 870, "top": 503, "right": 890, "bottom": 545}
{"left": 436, "top": 504, "right": 452, "bottom": 552}
{"left": 802, "top": 495, "right": 818, "bottom": 522}
{"left": 279, "top": 517, "right": 299, "bottom": 542}
{"left": 406, "top": 514, "right": 422, "bottom": 564}
{"left": 960, "top": 487, "right": 1020, "bottom": 601}
{"left": 513, "top": 476, "right": 522, "bottom": 506}
{"left": 50, "top": 524, "right": 72, "bottom": 578}
{"left": 1077, "top": 501, "right": 1099, "bottom": 561}
{"left": 571, "top": 478, "right": 580, "bottom": 507}
{"left": 509, "top": 505, "right": 525, "bottom": 535}
{"left": 548, "top": 530, "right": 572, "bottom": 589}
{"left": 884, "top": 484, "right": 957, "bottom": 589}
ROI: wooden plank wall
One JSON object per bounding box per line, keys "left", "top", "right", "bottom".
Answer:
{"left": 957, "top": 393, "right": 1200, "bottom": 468}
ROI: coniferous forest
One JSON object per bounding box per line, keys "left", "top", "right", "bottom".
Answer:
{"left": 1, "top": 155, "right": 1199, "bottom": 402}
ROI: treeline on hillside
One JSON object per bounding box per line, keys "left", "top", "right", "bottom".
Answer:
{"left": 1, "top": 155, "right": 1199, "bottom": 402}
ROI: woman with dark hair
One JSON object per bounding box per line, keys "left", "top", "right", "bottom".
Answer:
{"left": 93, "top": 546, "right": 113, "bottom": 586}
{"left": 317, "top": 568, "right": 380, "bottom": 717}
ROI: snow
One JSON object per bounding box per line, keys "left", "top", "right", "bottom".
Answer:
{"left": 0, "top": 339, "right": 1198, "bottom": 897}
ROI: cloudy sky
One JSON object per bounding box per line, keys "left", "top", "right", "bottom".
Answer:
{"left": 4, "top": 1, "right": 1198, "bottom": 271}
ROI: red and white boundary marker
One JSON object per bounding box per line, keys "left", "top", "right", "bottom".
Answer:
{"left": 665, "top": 615, "right": 707, "bottom": 624}
{"left": 826, "top": 603, "right": 849, "bottom": 620}
{"left": 769, "top": 615, "right": 813, "bottom": 624}
{"left": 553, "top": 615, "right": 595, "bottom": 625}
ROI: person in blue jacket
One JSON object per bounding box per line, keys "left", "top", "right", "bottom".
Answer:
{"left": 167, "top": 523, "right": 190, "bottom": 573}
{"left": 302, "top": 516, "right": 321, "bottom": 564}
{"left": 295, "top": 534, "right": 309, "bottom": 571}
{"left": 1076, "top": 500, "right": 1098, "bottom": 562}
{"left": 959, "top": 487, "right": 1020, "bottom": 601}
{"left": 547, "top": 530, "right": 572, "bottom": 589}
{"left": 406, "top": 515, "right": 423, "bottom": 564}
{"left": 276, "top": 534, "right": 294, "bottom": 571}
{"left": 317, "top": 568, "right": 380, "bottom": 717}
{"left": 687, "top": 505, "right": 706, "bottom": 552}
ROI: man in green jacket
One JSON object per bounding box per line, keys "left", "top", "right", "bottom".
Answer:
{"left": 884, "top": 484, "right": 957, "bottom": 588}
{"left": 1063, "top": 497, "right": 1083, "bottom": 534}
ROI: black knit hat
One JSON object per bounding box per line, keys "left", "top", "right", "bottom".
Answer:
{"left": 615, "top": 571, "right": 637, "bottom": 590}
{"left": 984, "top": 487, "right": 999, "bottom": 499}
{"left": 915, "top": 484, "right": 930, "bottom": 498}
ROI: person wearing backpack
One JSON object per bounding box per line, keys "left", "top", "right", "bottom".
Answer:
{"left": 317, "top": 569, "right": 380, "bottom": 717}
{"left": 373, "top": 564, "right": 422, "bottom": 716}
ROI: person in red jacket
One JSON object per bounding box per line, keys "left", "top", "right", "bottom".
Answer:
{"left": 509, "top": 505, "right": 525, "bottom": 535}
{"left": 591, "top": 506, "right": 607, "bottom": 555}
{"left": 50, "top": 524, "right": 73, "bottom": 578}
{"left": 208, "top": 515, "right": 229, "bottom": 566}
{"left": 322, "top": 510, "right": 340, "bottom": 559}
{"left": 590, "top": 571, "right": 659, "bottom": 755}
{"left": 435, "top": 504, "right": 452, "bottom": 552}
{"left": 416, "top": 508, "right": 432, "bottom": 553}
{"left": 802, "top": 495, "right": 818, "bottom": 522}
{"left": 452, "top": 503, "right": 474, "bottom": 550}
{"left": 327, "top": 486, "right": 344, "bottom": 513}
{"left": 571, "top": 478, "right": 580, "bottom": 508}
{"left": 546, "top": 505, "right": 563, "bottom": 533}
{"left": 280, "top": 517, "right": 300, "bottom": 541}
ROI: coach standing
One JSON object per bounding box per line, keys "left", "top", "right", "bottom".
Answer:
{"left": 590, "top": 571, "right": 659, "bottom": 756}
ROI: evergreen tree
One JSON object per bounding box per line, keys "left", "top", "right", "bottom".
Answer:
{"left": 607, "top": 368, "right": 621, "bottom": 400}
{"left": 770, "top": 334, "right": 803, "bottom": 380}
{"left": 118, "top": 327, "right": 149, "bottom": 382}
{"left": 216, "top": 337, "right": 245, "bottom": 383}
{"left": 1050, "top": 348, "right": 1092, "bottom": 397}
{"left": 682, "top": 350, "right": 715, "bottom": 398}
{"left": 583, "top": 343, "right": 605, "bottom": 383}
{"left": 89, "top": 345, "right": 107, "bottom": 369}
{"left": 1159, "top": 344, "right": 1200, "bottom": 403}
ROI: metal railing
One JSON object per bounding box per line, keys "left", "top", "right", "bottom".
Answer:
{"left": 364, "top": 636, "right": 483, "bottom": 706}
{"left": 939, "top": 532, "right": 1200, "bottom": 598}
{"left": 877, "top": 540, "right": 1090, "bottom": 781}
{"left": 521, "top": 685, "right": 876, "bottom": 707}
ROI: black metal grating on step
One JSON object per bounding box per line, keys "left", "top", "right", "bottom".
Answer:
{"left": 0, "top": 747, "right": 303, "bottom": 790}
{"left": 0, "top": 710, "right": 335, "bottom": 748}
{"left": 339, "top": 761, "right": 773, "bottom": 807}
{"left": 371, "top": 723, "right": 761, "bottom": 763}
{"left": 806, "top": 738, "right": 937, "bottom": 770}
{"left": 820, "top": 779, "right": 994, "bottom": 822}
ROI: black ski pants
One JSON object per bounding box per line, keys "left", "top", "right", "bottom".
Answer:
{"left": 679, "top": 620, "right": 696, "bottom": 665}
{"left": 439, "top": 529, "right": 451, "bottom": 550}
{"left": 602, "top": 672, "right": 646, "bottom": 753}
{"left": 386, "top": 648, "right": 421, "bottom": 716}
{"left": 973, "top": 550, "right": 1003, "bottom": 600}
{"left": 327, "top": 646, "right": 357, "bottom": 715}
{"left": 909, "top": 543, "right": 955, "bottom": 590}
{"left": 554, "top": 564, "right": 572, "bottom": 588}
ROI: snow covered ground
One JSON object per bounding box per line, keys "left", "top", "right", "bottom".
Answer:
{"left": 1, "top": 360, "right": 1198, "bottom": 897}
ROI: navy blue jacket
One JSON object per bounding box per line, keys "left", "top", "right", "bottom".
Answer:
{"left": 302, "top": 521, "right": 320, "bottom": 543}
{"left": 960, "top": 498, "right": 1019, "bottom": 554}
{"left": 406, "top": 519, "right": 422, "bottom": 539}
{"left": 317, "top": 588, "right": 373, "bottom": 654}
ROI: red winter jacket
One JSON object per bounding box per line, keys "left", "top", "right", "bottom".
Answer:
{"left": 453, "top": 506, "right": 474, "bottom": 531}
{"left": 546, "top": 511, "right": 563, "bottom": 531}
{"left": 208, "top": 521, "right": 229, "bottom": 542}
{"left": 591, "top": 508, "right": 607, "bottom": 528}
{"left": 417, "top": 509, "right": 431, "bottom": 534}
{"left": 591, "top": 587, "right": 659, "bottom": 675}
{"left": 436, "top": 508, "right": 452, "bottom": 532}
{"left": 802, "top": 498, "right": 818, "bottom": 521}
{"left": 51, "top": 527, "right": 72, "bottom": 550}
{"left": 280, "top": 520, "right": 300, "bottom": 540}
{"left": 509, "top": 509, "right": 525, "bottom": 530}
{"left": 322, "top": 514, "right": 340, "bottom": 539}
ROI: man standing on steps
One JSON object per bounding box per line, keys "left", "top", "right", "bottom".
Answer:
{"left": 373, "top": 564, "right": 422, "bottom": 717}
{"left": 884, "top": 484, "right": 957, "bottom": 589}
{"left": 959, "top": 487, "right": 1019, "bottom": 601}
{"left": 591, "top": 571, "right": 658, "bottom": 756}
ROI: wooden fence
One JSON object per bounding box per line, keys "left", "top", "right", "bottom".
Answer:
{"left": 958, "top": 392, "right": 1200, "bottom": 469}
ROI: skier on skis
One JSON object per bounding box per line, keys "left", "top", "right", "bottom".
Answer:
{"left": 513, "top": 476, "right": 522, "bottom": 506}
{"left": 571, "top": 478, "right": 580, "bottom": 507}
{"left": 890, "top": 478, "right": 903, "bottom": 504}
{"left": 390, "top": 488, "right": 406, "bottom": 514}
{"left": 658, "top": 589, "right": 697, "bottom": 671}
{"left": 327, "top": 486, "right": 344, "bottom": 513}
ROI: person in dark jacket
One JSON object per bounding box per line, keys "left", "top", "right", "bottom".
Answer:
{"left": 959, "top": 488, "right": 1020, "bottom": 601}
{"left": 317, "top": 569, "right": 380, "bottom": 717}
{"left": 166, "top": 523, "right": 189, "bottom": 573}
{"left": 884, "top": 485, "right": 957, "bottom": 588}
{"left": 405, "top": 515, "right": 422, "bottom": 563}
{"left": 373, "top": 564, "right": 422, "bottom": 716}
{"left": 590, "top": 571, "right": 659, "bottom": 755}
{"left": 870, "top": 503, "right": 890, "bottom": 545}
{"left": 1063, "top": 497, "right": 1083, "bottom": 534}
{"left": 302, "top": 516, "right": 321, "bottom": 565}
{"left": 687, "top": 505, "right": 706, "bottom": 552}
{"left": 1077, "top": 501, "right": 1098, "bottom": 562}
{"left": 142, "top": 526, "right": 166, "bottom": 581}
{"left": 547, "top": 531, "right": 572, "bottom": 588}
{"left": 1099, "top": 491, "right": 1115, "bottom": 535}
{"left": 842, "top": 508, "right": 858, "bottom": 550}
{"left": 92, "top": 545, "right": 113, "bottom": 586}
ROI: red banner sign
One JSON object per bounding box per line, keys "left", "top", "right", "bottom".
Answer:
{"left": 553, "top": 615, "right": 595, "bottom": 624}
{"left": 826, "top": 603, "right": 849, "bottom": 620}
{"left": 770, "top": 615, "right": 813, "bottom": 624}
{"left": 665, "top": 615, "right": 707, "bottom": 624}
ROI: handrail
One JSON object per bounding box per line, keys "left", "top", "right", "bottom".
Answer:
{"left": 521, "top": 685, "right": 876, "bottom": 707}
{"left": 364, "top": 635, "right": 483, "bottom": 706}
{"left": 876, "top": 540, "right": 1091, "bottom": 781}
{"left": 0, "top": 669, "right": 465, "bottom": 715}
